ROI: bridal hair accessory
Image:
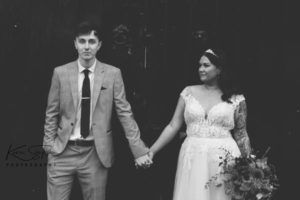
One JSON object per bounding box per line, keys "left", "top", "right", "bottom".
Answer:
{"left": 205, "top": 49, "right": 218, "bottom": 57}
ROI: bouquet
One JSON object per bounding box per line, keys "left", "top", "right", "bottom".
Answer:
{"left": 206, "top": 147, "right": 279, "bottom": 200}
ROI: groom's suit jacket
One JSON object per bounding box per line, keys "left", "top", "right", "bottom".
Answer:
{"left": 43, "top": 60, "right": 148, "bottom": 168}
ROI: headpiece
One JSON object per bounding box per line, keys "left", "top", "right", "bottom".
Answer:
{"left": 205, "top": 49, "right": 218, "bottom": 57}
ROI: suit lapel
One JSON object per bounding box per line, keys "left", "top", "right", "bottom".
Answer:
{"left": 69, "top": 62, "right": 79, "bottom": 110}
{"left": 92, "top": 60, "right": 105, "bottom": 114}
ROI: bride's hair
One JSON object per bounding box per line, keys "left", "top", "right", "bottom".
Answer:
{"left": 202, "top": 48, "right": 240, "bottom": 103}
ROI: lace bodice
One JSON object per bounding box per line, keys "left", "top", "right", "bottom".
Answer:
{"left": 180, "top": 86, "right": 245, "bottom": 138}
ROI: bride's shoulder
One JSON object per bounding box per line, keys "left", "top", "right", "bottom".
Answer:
{"left": 180, "top": 85, "right": 204, "bottom": 100}
{"left": 181, "top": 85, "right": 200, "bottom": 94}
{"left": 230, "top": 94, "right": 246, "bottom": 106}
{"left": 180, "top": 85, "right": 195, "bottom": 98}
{"left": 185, "top": 85, "right": 203, "bottom": 92}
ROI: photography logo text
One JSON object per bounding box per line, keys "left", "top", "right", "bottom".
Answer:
{"left": 5, "top": 144, "right": 54, "bottom": 167}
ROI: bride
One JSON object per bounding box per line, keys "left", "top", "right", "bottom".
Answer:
{"left": 149, "top": 48, "right": 251, "bottom": 200}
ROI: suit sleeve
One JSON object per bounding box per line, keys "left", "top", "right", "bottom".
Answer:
{"left": 113, "top": 68, "right": 149, "bottom": 158}
{"left": 43, "top": 68, "right": 60, "bottom": 153}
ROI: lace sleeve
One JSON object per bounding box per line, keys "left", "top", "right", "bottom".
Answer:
{"left": 180, "top": 86, "right": 190, "bottom": 101}
{"left": 233, "top": 99, "right": 251, "bottom": 157}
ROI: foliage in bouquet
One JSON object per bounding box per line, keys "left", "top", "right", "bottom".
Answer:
{"left": 206, "top": 148, "right": 279, "bottom": 200}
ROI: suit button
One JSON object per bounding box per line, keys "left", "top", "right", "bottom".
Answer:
{"left": 71, "top": 123, "right": 74, "bottom": 126}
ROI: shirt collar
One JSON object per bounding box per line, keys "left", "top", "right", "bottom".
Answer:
{"left": 78, "top": 59, "right": 96, "bottom": 73}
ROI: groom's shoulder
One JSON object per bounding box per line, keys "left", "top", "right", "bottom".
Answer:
{"left": 100, "top": 62, "right": 118, "bottom": 71}
{"left": 54, "top": 61, "right": 77, "bottom": 72}
{"left": 98, "top": 61, "right": 121, "bottom": 74}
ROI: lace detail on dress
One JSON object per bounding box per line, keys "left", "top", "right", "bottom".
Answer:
{"left": 180, "top": 86, "right": 236, "bottom": 138}
{"left": 173, "top": 87, "right": 243, "bottom": 200}
{"left": 180, "top": 86, "right": 191, "bottom": 101}
{"left": 173, "top": 86, "right": 243, "bottom": 200}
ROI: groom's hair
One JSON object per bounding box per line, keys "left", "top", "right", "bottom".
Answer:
{"left": 74, "top": 20, "right": 103, "bottom": 41}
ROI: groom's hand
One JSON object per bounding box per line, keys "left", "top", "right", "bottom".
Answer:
{"left": 135, "top": 154, "right": 153, "bottom": 169}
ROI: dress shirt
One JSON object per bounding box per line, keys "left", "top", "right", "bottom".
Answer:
{"left": 69, "top": 59, "right": 96, "bottom": 141}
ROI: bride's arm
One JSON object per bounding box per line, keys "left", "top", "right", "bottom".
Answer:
{"left": 150, "top": 97, "right": 185, "bottom": 157}
{"left": 233, "top": 100, "right": 251, "bottom": 157}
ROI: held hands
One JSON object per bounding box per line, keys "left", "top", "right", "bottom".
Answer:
{"left": 134, "top": 151, "right": 154, "bottom": 169}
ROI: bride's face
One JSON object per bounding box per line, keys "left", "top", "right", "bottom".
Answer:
{"left": 198, "top": 55, "right": 221, "bottom": 83}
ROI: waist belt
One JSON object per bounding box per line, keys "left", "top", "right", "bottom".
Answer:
{"left": 68, "top": 140, "right": 94, "bottom": 146}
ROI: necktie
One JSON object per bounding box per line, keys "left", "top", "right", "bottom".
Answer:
{"left": 81, "top": 69, "right": 90, "bottom": 138}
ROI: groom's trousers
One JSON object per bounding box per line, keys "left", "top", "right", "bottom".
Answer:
{"left": 47, "top": 144, "right": 109, "bottom": 200}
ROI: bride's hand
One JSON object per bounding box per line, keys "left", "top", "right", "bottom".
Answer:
{"left": 148, "top": 150, "right": 154, "bottom": 160}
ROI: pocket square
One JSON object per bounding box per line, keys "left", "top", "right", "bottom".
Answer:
{"left": 101, "top": 86, "right": 107, "bottom": 90}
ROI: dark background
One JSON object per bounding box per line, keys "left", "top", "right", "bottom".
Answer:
{"left": 1, "top": 0, "right": 299, "bottom": 199}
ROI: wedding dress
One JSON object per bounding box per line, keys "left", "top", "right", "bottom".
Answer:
{"left": 173, "top": 86, "right": 244, "bottom": 200}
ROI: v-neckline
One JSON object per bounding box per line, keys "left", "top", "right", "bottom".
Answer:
{"left": 190, "top": 94, "right": 225, "bottom": 120}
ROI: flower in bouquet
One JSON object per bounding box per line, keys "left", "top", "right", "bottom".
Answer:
{"left": 206, "top": 147, "right": 279, "bottom": 200}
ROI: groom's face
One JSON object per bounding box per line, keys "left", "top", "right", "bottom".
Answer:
{"left": 74, "top": 30, "right": 102, "bottom": 62}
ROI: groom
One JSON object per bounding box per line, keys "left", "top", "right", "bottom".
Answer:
{"left": 43, "top": 20, "right": 152, "bottom": 200}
